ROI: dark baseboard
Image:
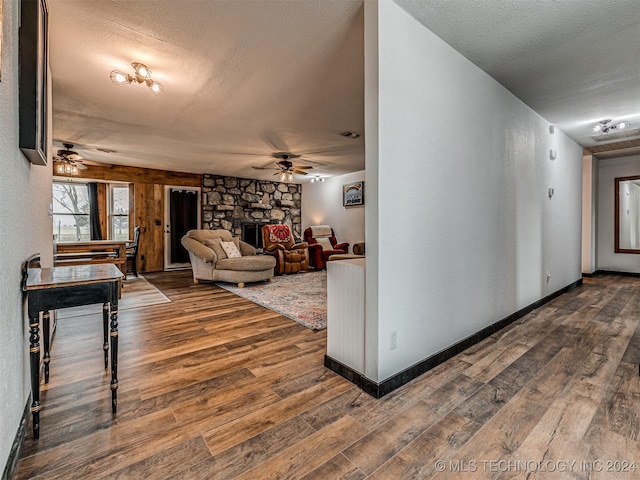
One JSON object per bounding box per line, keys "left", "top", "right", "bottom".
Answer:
{"left": 2, "top": 317, "right": 56, "bottom": 479}
{"left": 2, "top": 397, "right": 30, "bottom": 480}
{"left": 325, "top": 278, "right": 583, "bottom": 398}
{"left": 588, "top": 269, "right": 640, "bottom": 278}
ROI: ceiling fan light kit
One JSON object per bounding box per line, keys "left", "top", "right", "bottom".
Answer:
{"left": 53, "top": 143, "right": 86, "bottom": 176}
{"left": 110, "top": 62, "right": 163, "bottom": 95}
{"left": 54, "top": 160, "right": 79, "bottom": 176}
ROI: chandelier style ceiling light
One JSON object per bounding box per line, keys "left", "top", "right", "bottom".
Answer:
{"left": 593, "top": 119, "right": 630, "bottom": 135}
{"left": 310, "top": 175, "right": 325, "bottom": 183}
{"left": 110, "top": 62, "right": 163, "bottom": 95}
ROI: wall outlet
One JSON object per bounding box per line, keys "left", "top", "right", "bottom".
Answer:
{"left": 390, "top": 331, "right": 397, "bottom": 350}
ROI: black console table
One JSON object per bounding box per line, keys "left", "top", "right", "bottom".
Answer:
{"left": 23, "top": 263, "right": 123, "bottom": 440}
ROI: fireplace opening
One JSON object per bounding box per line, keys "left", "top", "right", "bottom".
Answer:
{"left": 241, "top": 221, "right": 276, "bottom": 251}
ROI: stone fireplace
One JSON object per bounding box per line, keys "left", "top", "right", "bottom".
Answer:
{"left": 202, "top": 174, "right": 302, "bottom": 242}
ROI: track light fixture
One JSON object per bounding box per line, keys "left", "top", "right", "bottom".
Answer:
{"left": 110, "top": 62, "right": 163, "bottom": 95}
{"left": 593, "top": 119, "right": 630, "bottom": 135}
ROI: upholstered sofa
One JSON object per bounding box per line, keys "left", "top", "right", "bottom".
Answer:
{"left": 181, "top": 229, "right": 276, "bottom": 287}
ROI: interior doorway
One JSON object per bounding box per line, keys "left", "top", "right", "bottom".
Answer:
{"left": 164, "top": 186, "right": 201, "bottom": 270}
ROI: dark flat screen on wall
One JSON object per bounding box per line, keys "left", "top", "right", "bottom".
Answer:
{"left": 19, "top": 0, "right": 48, "bottom": 166}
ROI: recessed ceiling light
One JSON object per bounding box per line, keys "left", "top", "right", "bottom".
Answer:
{"left": 340, "top": 131, "right": 360, "bottom": 139}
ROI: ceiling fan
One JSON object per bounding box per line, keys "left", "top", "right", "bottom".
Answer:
{"left": 252, "top": 153, "right": 313, "bottom": 181}
{"left": 53, "top": 143, "right": 88, "bottom": 175}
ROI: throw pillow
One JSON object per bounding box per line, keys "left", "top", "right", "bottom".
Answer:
{"left": 204, "top": 239, "right": 227, "bottom": 260}
{"left": 316, "top": 237, "right": 333, "bottom": 251}
{"left": 220, "top": 241, "right": 242, "bottom": 258}
{"left": 268, "top": 225, "right": 291, "bottom": 243}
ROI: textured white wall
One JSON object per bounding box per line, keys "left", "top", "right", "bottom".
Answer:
{"left": 301, "top": 170, "right": 365, "bottom": 250}
{"left": 0, "top": 1, "right": 53, "bottom": 471}
{"left": 369, "top": 1, "right": 583, "bottom": 382}
{"left": 582, "top": 154, "right": 597, "bottom": 274}
{"left": 597, "top": 155, "right": 640, "bottom": 272}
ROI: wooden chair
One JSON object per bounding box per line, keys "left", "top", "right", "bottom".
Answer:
{"left": 126, "top": 226, "right": 141, "bottom": 277}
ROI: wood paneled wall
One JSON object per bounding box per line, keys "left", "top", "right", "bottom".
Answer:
{"left": 55, "top": 163, "right": 201, "bottom": 272}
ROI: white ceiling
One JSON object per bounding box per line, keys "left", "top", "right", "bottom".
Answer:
{"left": 48, "top": 0, "right": 640, "bottom": 181}
{"left": 395, "top": 0, "right": 640, "bottom": 148}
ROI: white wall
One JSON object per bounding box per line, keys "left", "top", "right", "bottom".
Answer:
{"left": 0, "top": 1, "right": 53, "bottom": 472}
{"left": 301, "top": 170, "right": 365, "bottom": 250}
{"left": 366, "top": 1, "right": 583, "bottom": 382}
{"left": 597, "top": 155, "right": 640, "bottom": 272}
{"left": 582, "top": 154, "right": 597, "bottom": 274}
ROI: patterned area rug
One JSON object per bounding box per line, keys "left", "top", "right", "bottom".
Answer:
{"left": 216, "top": 270, "right": 326, "bottom": 330}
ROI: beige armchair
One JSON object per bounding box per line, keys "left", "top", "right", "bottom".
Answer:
{"left": 181, "top": 229, "right": 276, "bottom": 287}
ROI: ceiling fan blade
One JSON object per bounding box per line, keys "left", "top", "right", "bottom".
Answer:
{"left": 262, "top": 131, "right": 289, "bottom": 152}
{"left": 75, "top": 162, "right": 88, "bottom": 170}
{"left": 295, "top": 165, "right": 313, "bottom": 169}
{"left": 252, "top": 159, "right": 279, "bottom": 169}
{"left": 298, "top": 157, "right": 328, "bottom": 167}
{"left": 79, "top": 159, "right": 105, "bottom": 167}
{"left": 293, "top": 169, "right": 309, "bottom": 175}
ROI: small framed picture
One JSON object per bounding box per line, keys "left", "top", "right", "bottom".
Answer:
{"left": 343, "top": 181, "right": 364, "bottom": 206}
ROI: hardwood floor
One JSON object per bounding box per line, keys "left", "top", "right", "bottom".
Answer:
{"left": 13, "top": 272, "right": 640, "bottom": 479}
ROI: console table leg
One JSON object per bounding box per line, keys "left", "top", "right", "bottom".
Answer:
{"left": 110, "top": 305, "right": 119, "bottom": 413}
{"left": 42, "top": 311, "right": 51, "bottom": 384}
{"left": 102, "top": 303, "right": 109, "bottom": 369}
{"left": 29, "top": 315, "right": 41, "bottom": 440}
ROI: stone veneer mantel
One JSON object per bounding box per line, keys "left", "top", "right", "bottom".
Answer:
{"left": 202, "top": 174, "right": 302, "bottom": 239}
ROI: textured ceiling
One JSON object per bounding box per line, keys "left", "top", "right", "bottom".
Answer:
{"left": 395, "top": 0, "right": 640, "bottom": 148}
{"left": 48, "top": 0, "right": 640, "bottom": 180}
{"left": 48, "top": 0, "right": 365, "bottom": 180}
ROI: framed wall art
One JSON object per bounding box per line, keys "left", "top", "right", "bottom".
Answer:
{"left": 343, "top": 181, "right": 364, "bottom": 206}
{"left": 19, "top": 0, "right": 49, "bottom": 165}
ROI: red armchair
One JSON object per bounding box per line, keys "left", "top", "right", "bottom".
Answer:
{"left": 303, "top": 225, "right": 349, "bottom": 270}
{"left": 262, "top": 224, "right": 309, "bottom": 275}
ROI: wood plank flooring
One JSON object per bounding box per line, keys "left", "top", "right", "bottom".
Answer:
{"left": 12, "top": 272, "right": 640, "bottom": 479}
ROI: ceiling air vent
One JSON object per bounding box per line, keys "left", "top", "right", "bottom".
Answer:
{"left": 592, "top": 128, "right": 640, "bottom": 142}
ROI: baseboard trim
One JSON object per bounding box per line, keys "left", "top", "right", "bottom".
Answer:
{"left": 2, "top": 397, "right": 30, "bottom": 480}
{"left": 588, "top": 269, "right": 640, "bottom": 278}
{"left": 325, "top": 278, "right": 583, "bottom": 398}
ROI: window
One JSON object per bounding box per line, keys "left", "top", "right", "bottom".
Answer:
{"left": 53, "top": 182, "right": 90, "bottom": 242}
{"left": 110, "top": 185, "right": 129, "bottom": 241}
